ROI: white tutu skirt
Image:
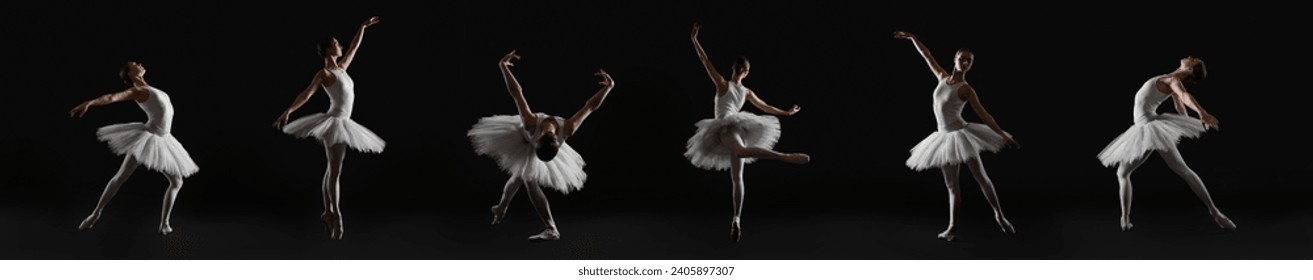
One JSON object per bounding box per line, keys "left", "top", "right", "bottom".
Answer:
{"left": 467, "top": 115, "right": 587, "bottom": 194}
{"left": 96, "top": 123, "right": 199, "bottom": 177}
{"left": 283, "top": 113, "right": 386, "bottom": 153}
{"left": 1097, "top": 113, "right": 1205, "bottom": 166}
{"left": 684, "top": 112, "right": 782, "bottom": 171}
{"left": 905, "top": 123, "right": 1006, "bottom": 171}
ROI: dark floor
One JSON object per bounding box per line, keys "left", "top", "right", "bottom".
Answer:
{"left": 3, "top": 197, "right": 1308, "bottom": 260}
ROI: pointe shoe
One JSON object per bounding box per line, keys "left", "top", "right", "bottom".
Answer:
{"left": 490, "top": 205, "right": 507, "bottom": 225}
{"left": 1213, "top": 213, "right": 1237, "bottom": 231}
{"left": 78, "top": 213, "right": 101, "bottom": 231}
{"left": 937, "top": 229, "right": 956, "bottom": 242}
{"left": 529, "top": 228, "right": 560, "bottom": 241}
{"left": 159, "top": 224, "right": 174, "bottom": 236}
{"left": 320, "top": 212, "right": 333, "bottom": 232}
{"left": 1120, "top": 217, "right": 1134, "bottom": 232}
{"left": 782, "top": 153, "right": 810, "bottom": 164}
{"left": 321, "top": 212, "right": 344, "bottom": 240}
{"left": 995, "top": 215, "right": 1016, "bottom": 234}
{"left": 330, "top": 223, "right": 344, "bottom": 240}
{"left": 730, "top": 222, "right": 742, "bottom": 243}
{"left": 333, "top": 217, "right": 346, "bottom": 240}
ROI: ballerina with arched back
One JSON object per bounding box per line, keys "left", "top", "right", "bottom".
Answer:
{"left": 70, "top": 61, "right": 200, "bottom": 235}
{"left": 1097, "top": 56, "right": 1236, "bottom": 231}
{"left": 468, "top": 50, "right": 615, "bottom": 241}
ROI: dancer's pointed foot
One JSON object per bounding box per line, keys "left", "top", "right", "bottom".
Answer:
{"left": 995, "top": 214, "right": 1016, "bottom": 234}
{"left": 529, "top": 228, "right": 560, "bottom": 241}
{"left": 490, "top": 205, "right": 507, "bottom": 225}
{"left": 78, "top": 213, "right": 101, "bottom": 231}
{"left": 730, "top": 220, "right": 742, "bottom": 243}
{"left": 1120, "top": 216, "right": 1134, "bottom": 232}
{"left": 320, "top": 211, "right": 332, "bottom": 230}
{"left": 332, "top": 217, "right": 345, "bottom": 240}
{"left": 782, "top": 153, "right": 810, "bottom": 164}
{"left": 322, "top": 212, "right": 344, "bottom": 240}
{"left": 329, "top": 223, "right": 344, "bottom": 240}
{"left": 1212, "top": 212, "right": 1236, "bottom": 231}
{"left": 937, "top": 228, "right": 956, "bottom": 242}
{"left": 159, "top": 223, "right": 173, "bottom": 236}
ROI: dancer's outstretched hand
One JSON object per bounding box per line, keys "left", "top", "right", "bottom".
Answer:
{"left": 69, "top": 103, "right": 91, "bottom": 118}
{"left": 784, "top": 105, "right": 801, "bottom": 116}
{"left": 1003, "top": 133, "right": 1021, "bottom": 149}
{"left": 362, "top": 16, "right": 380, "bottom": 27}
{"left": 595, "top": 69, "right": 613, "bottom": 87}
{"left": 1202, "top": 113, "right": 1220, "bottom": 130}
{"left": 893, "top": 30, "right": 915, "bottom": 40}
{"left": 273, "top": 112, "right": 290, "bottom": 129}
{"left": 500, "top": 50, "right": 520, "bottom": 67}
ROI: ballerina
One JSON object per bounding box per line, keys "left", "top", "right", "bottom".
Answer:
{"left": 70, "top": 61, "right": 200, "bottom": 236}
{"left": 273, "top": 16, "right": 385, "bottom": 240}
{"left": 894, "top": 31, "right": 1018, "bottom": 241}
{"left": 686, "top": 23, "right": 810, "bottom": 243}
{"left": 468, "top": 50, "right": 615, "bottom": 241}
{"left": 1096, "top": 56, "right": 1236, "bottom": 231}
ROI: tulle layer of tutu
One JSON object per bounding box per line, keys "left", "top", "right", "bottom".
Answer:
{"left": 905, "top": 123, "right": 1006, "bottom": 171}
{"left": 468, "top": 115, "right": 586, "bottom": 194}
{"left": 283, "top": 113, "right": 386, "bottom": 153}
{"left": 1097, "top": 113, "right": 1205, "bottom": 166}
{"left": 684, "top": 112, "right": 782, "bottom": 171}
{"left": 97, "top": 123, "right": 199, "bottom": 177}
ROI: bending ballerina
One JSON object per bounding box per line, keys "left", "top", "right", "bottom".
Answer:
{"left": 1096, "top": 56, "right": 1236, "bottom": 231}
{"left": 687, "top": 23, "right": 810, "bottom": 243}
{"left": 894, "top": 31, "right": 1018, "bottom": 241}
{"left": 70, "top": 61, "right": 200, "bottom": 235}
{"left": 469, "top": 50, "right": 615, "bottom": 241}
{"left": 273, "top": 16, "right": 385, "bottom": 240}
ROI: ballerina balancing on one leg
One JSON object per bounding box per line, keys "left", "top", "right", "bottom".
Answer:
{"left": 70, "top": 61, "right": 200, "bottom": 236}
{"left": 686, "top": 23, "right": 810, "bottom": 243}
{"left": 469, "top": 50, "right": 616, "bottom": 241}
{"left": 1096, "top": 56, "right": 1236, "bottom": 232}
{"left": 273, "top": 16, "right": 386, "bottom": 240}
{"left": 894, "top": 31, "right": 1018, "bottom": 241}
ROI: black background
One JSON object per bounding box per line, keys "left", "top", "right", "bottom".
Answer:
{"left": 2, "top": 2, "right": 1310, "bottom": 259}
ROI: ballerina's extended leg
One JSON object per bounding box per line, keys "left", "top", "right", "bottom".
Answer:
{"left": 1158, "top": 147, "right": 1236, "bottom": 230}
{"left": 720, "top": 131, "right": 810, "bottom": 164}
{"left": 80, "top": 156, "right": 139, "bottom": 230}
{"left": 966, "top": 157, "right": 1015, "bottom": 234}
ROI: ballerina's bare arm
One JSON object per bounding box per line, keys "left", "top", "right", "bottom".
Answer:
{"left": 562, "top": 69, "right": 615, "bottom": 138}
{"left": 1173, "top": 91, "right": 1189, "bottom": 115}
{"left": 691, "top": 23, "right": 728, "bottom": 90}
{"left": 893, "top": 31, "right": 948, "bottom": 79}
{"left": 961, "top": 85, "right": 1019, "bottom": 146}
{"left": 1167, "top": 78, "right": 1219, "bottom": 129}
{"left": 339, "top": 16, "right": 380, "bottom": 71}
{"left": 745, "top": 89, "right": 800, "bottom": 116}
{"left": 69, "top": 88, "right": 148, "bottom": 118}
{"left": 499, "top": 50, "right": 538, "bottom": 129}
{"left": 274, "top": 71, "right": 326, "bottom": 128}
